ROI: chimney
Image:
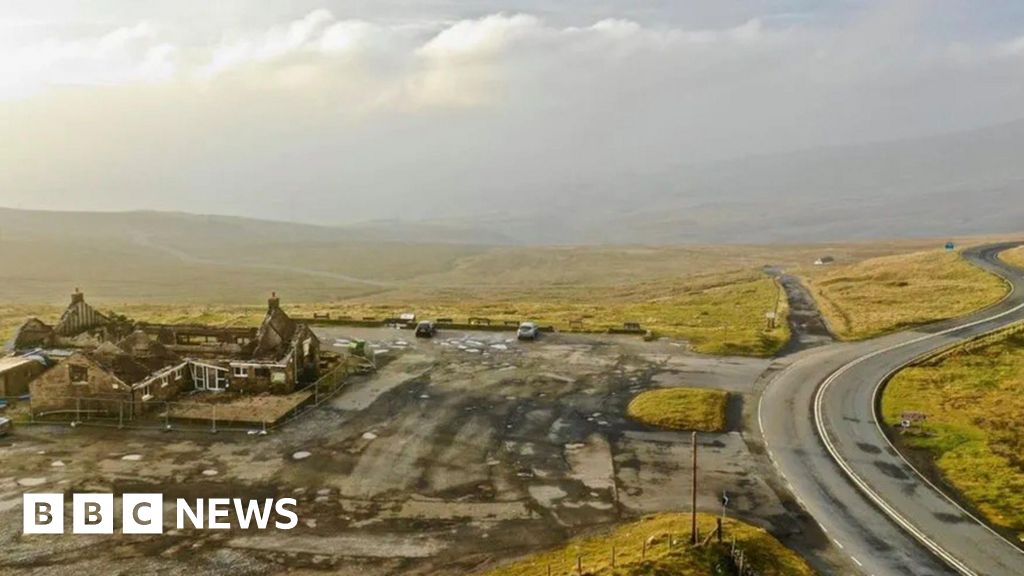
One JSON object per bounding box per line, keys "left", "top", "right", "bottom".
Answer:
{"left": 71, "top": 288, "right": 84, "bottom": 305}
{"left": 268, "top": 291, "right": 280, "bottom": 311}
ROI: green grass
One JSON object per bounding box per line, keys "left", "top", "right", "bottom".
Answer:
{"left": 802, "top": 250, "right": 1007, "bottom": 340}
{"left": 478, "top": 513, "right": 815, "bottom": 576}
{"left": 881, "top": 329, "right": 1024, "bottom": 542}
{"left": 627, "top": 388, "right": 729, "bottom": 432}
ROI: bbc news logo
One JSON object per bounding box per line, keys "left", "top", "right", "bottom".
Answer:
{"left": 24, "top": 493, "right": 298, "bottom": 534}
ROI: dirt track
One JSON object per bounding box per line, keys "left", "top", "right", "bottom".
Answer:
{"left": 0, "top": 328, "right": 806, "bottom": 575}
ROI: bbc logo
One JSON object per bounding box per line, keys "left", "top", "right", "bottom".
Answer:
{"left": 24, "top": 493, "right": 163, "bottom": 534}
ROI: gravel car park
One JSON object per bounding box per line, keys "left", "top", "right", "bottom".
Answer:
{"left": 0, "top": 327, "right": 805, "bottom": 576}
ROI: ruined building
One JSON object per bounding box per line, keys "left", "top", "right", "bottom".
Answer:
{"left": 14, "top": 291, "right": 321, "bottom": 418}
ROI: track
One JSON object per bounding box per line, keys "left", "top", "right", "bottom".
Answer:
{"left": 760, "top": 242, "right": 1024, "bottom": 575}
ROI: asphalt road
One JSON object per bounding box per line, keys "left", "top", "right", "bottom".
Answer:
{"left": 760, "top": 242, "right": 1024, "bottom": 576}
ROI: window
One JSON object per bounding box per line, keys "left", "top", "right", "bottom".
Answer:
{"left": 214, "top": 370, "right": 227, "bottom": 390}
{"left": 69, "top": 365, "right": 89, "bottom": 384}
{"left": 232, "top": 365, "right": 248, "bottom": 378}
{"left": 174, "top": 367, "right": 183, "bottom": 380}
{"left": 140, "top": 383, "right": 153, "bottom": 401}
{"left": 271, "top": 370, "right": 287, "bottom": 384}
{"left": 160, "top": 375, "right": 169, "bottom": 388}
{"left": 255, "top": 367, "right": 270, "bottom": 379}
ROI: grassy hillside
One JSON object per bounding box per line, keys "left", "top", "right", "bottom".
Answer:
{"left": 881, "top": 328, "right": 1024, "bottom": 542}
{"left": 801, "top": 250, "right": 1007, "bottom": 340}
{"left": 478, "top": 513, "right": 814, "bottom": 576}
{"left": 1001, "top": 246, "right": 1024, "bottom": 269}
{"left": 3, "top": 209, "right": 1018, "bottom": 356}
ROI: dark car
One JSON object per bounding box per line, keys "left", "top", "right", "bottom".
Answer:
{"left": 415, "top": 321, "right": 437, "bottom": 338}
{"left": 517, "top": 322, "right": 539, "bottom": 341}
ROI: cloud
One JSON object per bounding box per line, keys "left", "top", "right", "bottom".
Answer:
{"left": 0, "top": 21, "right": 176, "bottom": 98}
{"left": 2, "top": 5, "right": 1024, "bottom": 225}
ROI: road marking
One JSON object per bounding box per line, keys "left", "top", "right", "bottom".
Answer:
{"left": 833, "top": 539, "right": 844, "bottom": 549}
{"left": 851, "top": 556, "right": 863, "bottom": 567}
{"left": 813, "top": 246, "right": 1024, "bottom": 576}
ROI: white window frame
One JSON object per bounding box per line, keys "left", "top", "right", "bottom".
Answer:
{"left": 140, "top": 383, "right": 153, "bottom": 401}
{"left": 232, "top": 365, "right": 248, "bottom": 378}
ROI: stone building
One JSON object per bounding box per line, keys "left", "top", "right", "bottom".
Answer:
{"left": 26, "top": 293, "right": 322, "bottom": 418}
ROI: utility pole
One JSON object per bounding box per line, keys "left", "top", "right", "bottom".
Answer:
{"left": 691, "top": 430, "right": 698, "bottom": 544}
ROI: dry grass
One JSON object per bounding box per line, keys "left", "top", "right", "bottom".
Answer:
{"left": 478, "top": 513, "right": 814, "bottom": 576}
{"left": 801, "top": 250, "right": 1007, "bottom": 340}
{"left": 1000, "top": 246, "right": 1024, "bottom": 270}
{"left": 627, "top": 388, "right": 729, "bottom": 432}
{"left": 3, "top": 271, "right": 791, "bottom": 357}
{"left": 881, "top": 328, "right": 1024, "bottom": 542}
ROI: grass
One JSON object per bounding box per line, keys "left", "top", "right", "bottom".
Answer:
{"left": 627, "top": 388, "right": 729, "bottom": 432}
{"left": 7, "top": 232, "right": 1017, "bottom": 357}
{"left": 1000, "top": 246, "right": 1024, "bottom": 269}
{"left": 478, "top": 512, "right": 815, "bottom": 576}
{"left": 801, "top": 250, "right": 1007, "bottom": 340}
{"left": 4, "top": 271, "right": 791, "bottom": 357}
{"left": 881, "top": 328, "right": 1024, "bottom": 542}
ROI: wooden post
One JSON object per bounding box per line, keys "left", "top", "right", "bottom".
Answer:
{"left": 611, "top": 544, "right": 616, "bottom": 568}
{"left": 211, "top": 404, "right": 217, "bottom": 434}
{"left": 717, "top": 517, "right": 723, "bottom": 543}
{"left": 691, "top": 431, "right": 698, "bottom": 544}
{"left": 118, "top": 401, "right": 124, "bottom": 429}
{"left": 738, "top": 550, "right": 744, "bottom": 574}
{"left": 576, "top": 554, "right": 582, "bottom": 575}
{"left": 642, "top": 538, "right": 647, "bottom": 559}
{"left": 546, "top": 564, "right": 551, "bottom": 576}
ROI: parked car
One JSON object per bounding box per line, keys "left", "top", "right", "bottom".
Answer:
{"left": 0, "top": 416, "right": 11, "bottom": 437}
{"left": 415, "top": 321, "right": 437, "bottom": 338}
{"left": 517, "top": 322, "right": 539, "bottom": 341}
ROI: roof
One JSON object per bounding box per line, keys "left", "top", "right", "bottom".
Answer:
{"left": 11, "top": 317, "right": 53, "bottom": 350}
{"left": 0, "top": 356, "right": 41, "bottom": 372}
{"left": 54, "top": 298, "right": 109, "bottom": 336}
{"left": 115, "top": 330, "right": 182, "bottom": 373}
{"left": 253, "top": 306, "right": 298, "bottom": 359}
{"left": 84, "top": 341, "right": 179, "bottom": 386}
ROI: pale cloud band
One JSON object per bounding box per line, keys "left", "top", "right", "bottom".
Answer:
{"left": 1, "top": 4, "right": 1023, "bottom": 225}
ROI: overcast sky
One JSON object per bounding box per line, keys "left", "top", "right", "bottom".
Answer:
{"left": 2, "top": 1, "right": 1024, "bottom": 224}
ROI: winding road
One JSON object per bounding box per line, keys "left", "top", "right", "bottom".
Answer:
{"left": 760, "top": 242, "right": 1024, "bottom": 575}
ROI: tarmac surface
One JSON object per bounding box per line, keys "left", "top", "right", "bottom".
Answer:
{"left": 760, "top": 243, "right": 1024, "bottom": 576}
{"left": 0, "top": 328, "right": 813, "bottom": 575}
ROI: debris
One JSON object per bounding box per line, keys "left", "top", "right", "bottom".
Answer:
{"left": 122, "top": 454, "right": 142, "bottom": 461}
{"left": 292, "top": 451, "right": 312, "bottom": 461}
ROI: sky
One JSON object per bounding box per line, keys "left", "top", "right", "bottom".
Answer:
{"left": 2, "top": 1, "right": 1024, "bottom": 225}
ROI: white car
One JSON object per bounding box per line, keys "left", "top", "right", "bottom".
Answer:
{"left": 517, "top": 322, "right": 539, "bottom": 341}
{"left": 0, "top": 417, "right": 11, "bottom": 437}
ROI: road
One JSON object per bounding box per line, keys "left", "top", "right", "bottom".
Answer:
{"left": 760, "top": 242, "right": 1024, "bottom": 576}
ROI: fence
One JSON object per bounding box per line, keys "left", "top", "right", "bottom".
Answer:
{"left": 3, "top": 358, "right": 358, "bottom": 435}
{"left": 536, "top": 520, "right": 766, "bottom": 576}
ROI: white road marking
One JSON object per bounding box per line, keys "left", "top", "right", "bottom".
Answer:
{"left": 813, "top": 248, "right": 1024, "bottom": 576}
{"left": 851, "top": 556, "right": 863, "bottom": 567}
